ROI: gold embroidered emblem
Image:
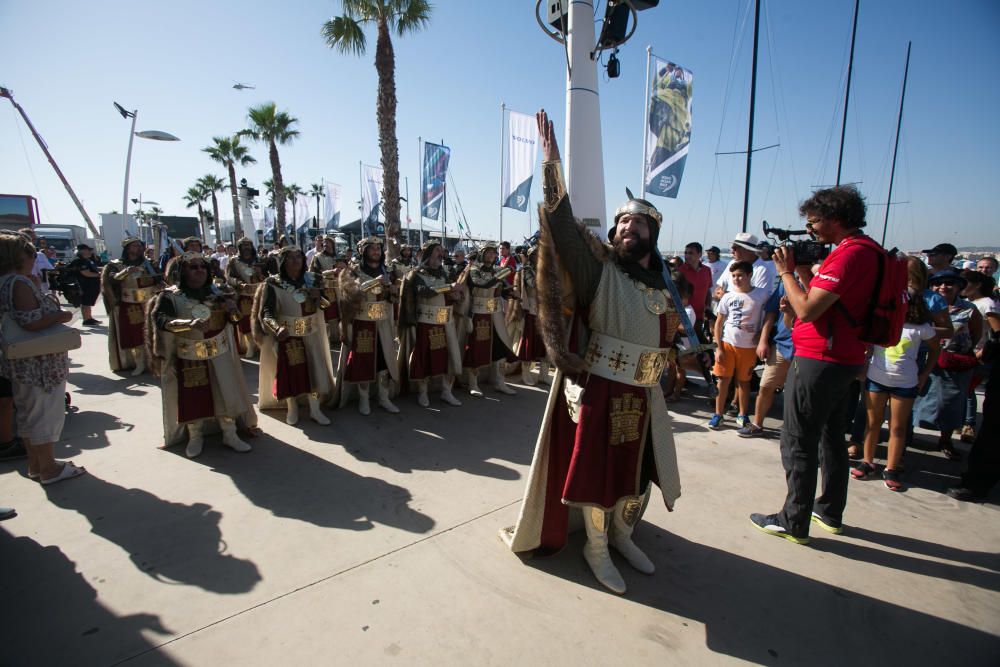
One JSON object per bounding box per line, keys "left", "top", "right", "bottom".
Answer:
{"left": 585, "top": 340, "right": 604, "bottom": 365}
{"left": 285, "top": 338, "right": 306, "bottom": 366}
{"left": 181, "top": 360, "right": 209, "bottom": 388}
{"left": 356, "top": 329, "right": 375, "bottom": 354}
{"left": 607, "top": 348, "right": 630, "bottom": 372}
{"left": 620, "top": 497, "right": 643, "bottom": 526}
{"left": 609, "top": 393, "right": 644, "bottom": 445}
{"left": 475, "top": 318, "right": 492, "bottom": 342}
{"left": 634, "top": 351, "right": 668, "bottom": 385}
{"left": 126, "top": 304, "right": 145, "bottom": 325}
{"left": 428, "top": 327, "right": 447, "bottom": 351}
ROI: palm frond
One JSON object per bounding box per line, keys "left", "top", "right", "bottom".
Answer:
{"left": 393, "top": 0, "right": 431, "bottom": 36}
{"left": 321, "top": 15, "right": 367, "bottom": 56}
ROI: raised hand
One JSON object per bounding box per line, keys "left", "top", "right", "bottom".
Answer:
{"left": 536, "top": 109, "right": 560, "bottom": 162}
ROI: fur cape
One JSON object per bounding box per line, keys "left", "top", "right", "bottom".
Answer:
{"left": 534, "top": 203, "right": 611, "bottom": 375}
{"left": 143, "top": 289, "right": 167, "bottom": 378}
{"left": 249, "top": 278, "right": 276, "bottom": 346}
{"left": 99, "top": 260, "right": 123, "bottom": 312}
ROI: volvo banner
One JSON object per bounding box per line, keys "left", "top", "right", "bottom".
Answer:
{"left": 502, "top": 109, "right": 539, "bottom": 211}
{"left": 644, "top": 58, "right": 694, "bottom": 199}
{"left": 421, "top": 141, "right": 450, "bottom": 220}
{"left": 361, "top": 164, "right": 383, "bottom": 236}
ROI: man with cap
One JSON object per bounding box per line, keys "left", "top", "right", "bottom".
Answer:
{"left": 715, "top": 232, "right": 776, "bottom": 297}
{"left": 147, "top": 251, "right": 257, "bottom": 458}
{"left": 309, "top": 235, "right": 343, "bottom": 345}
{"left": 460, "top": 240, "right": 518, "bottom": 396}
{"left": 335, "top": 236, "right": 400, "bottom": 415}
{"left": 503, "top": 110, "right": 682, "bottom": 595}
{"left": 397, "top": 239, "right": 465, "bottom": 407}
{"left": 252, "top": 246, "right": 334, "bottom": 426}
{"left": 226, "top": 237, "right": 267, "bottom": 357}
{"left": 66, "top": 242, "right": 102, "bottom": 325}
{"left": 101, "top": 237, "right": 164, "bottom": 375}
{"left": 923, "top": 243, "right": 958, "bottom": 277}
{"left": 704, "top": 245, "right": 727, "bottom": 285}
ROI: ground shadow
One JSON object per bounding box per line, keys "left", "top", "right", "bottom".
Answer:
{"left": 0, "top": 529, "right": 179, "bottom": 667}
{"left": 54, "top": 409, "right": 134, "bottom": 455}
{"left": 525, "top": 525, "right": 1000, "bottom": 665}
{"left": 67, "top": 371, "right": 151, "bottom": 397}
{"left": 177, "top": 433, "right": 436, "bottom": 535}
{"left": 43, "top": 472, "right": 261, "bottom": 595}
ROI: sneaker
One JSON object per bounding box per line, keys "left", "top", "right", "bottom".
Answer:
{"left": 735, "top": 415, "right": 749, "bottom": 429}
{"left": 810, "top": 512, "right": 844, "bottom": 535}
{"left": 882, "top": 468, "right": 904, "bottom": 492}
{"left": 749, "top": 513, "right": 809, "bottom": 545}
{"left": 850, "top": 461, "right": 878, "bottom": 480}
{"left": 0, "top": 439, "right": 26, "bottom": 462}
{"left": 737, "top": 423, "right": 764, "bottom": 438}
{"left": 707, "top": 414, "right": 724, "bottom": 430}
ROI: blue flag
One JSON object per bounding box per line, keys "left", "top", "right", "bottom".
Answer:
{"left": 421, "top": 142, "right": 450, "bottom": 220}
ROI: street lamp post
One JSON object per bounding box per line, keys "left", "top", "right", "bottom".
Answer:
{"left": 114, "top": 103, "right": 180, "bottom": 236}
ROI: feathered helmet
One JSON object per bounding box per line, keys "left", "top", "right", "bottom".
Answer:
{"left": 610, "top": 188, "right": 663, "bottom": 242}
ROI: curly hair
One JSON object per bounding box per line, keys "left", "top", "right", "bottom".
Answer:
{"left": 799, "top": 185, "right": 867, "bottom": 229}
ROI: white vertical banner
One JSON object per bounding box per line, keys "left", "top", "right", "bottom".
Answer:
{"left": 501, "top": 110, "right": 539, "bottom": 211}
{"left": 295, "top": 194, "right": 311, "bottom": 233}
{"left": 361, "top": 164, "right": 384, "bottom": 236}
{"left": 324, "top": 181, "right": 342, "bottom": 230}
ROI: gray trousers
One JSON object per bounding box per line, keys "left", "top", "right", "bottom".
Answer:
{"left": 778, "top": 356, "right": 862, "bottom": 537}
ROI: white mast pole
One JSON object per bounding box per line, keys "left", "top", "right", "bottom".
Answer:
{"left": 499, "top": 101, "right": 505, "bottom": 243}
{"left": 641, "top": 46, "right": 652, "bottom": 197}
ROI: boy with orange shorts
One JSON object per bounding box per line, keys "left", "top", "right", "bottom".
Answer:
{"left": 709, "top": 261, "right": 768, "bottom": 429}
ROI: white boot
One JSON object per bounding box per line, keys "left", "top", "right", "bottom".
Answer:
{"left": 582, "top": 507, "right": 627, "bottom": 595}
{"left": 220, "top": 418, "right": 251, "bottom": 453}
{"left": 492, "top": 361, "right": 516, "bottom": 395}
{"left": 521, "top": 362, "right": 537, "bottom": 386}
{"left": 285, "top": 397, "right": 300, "bottom": 425}
{"left": 538, "top": 361, "right": 551, "bottom": 385}
{"left": 417, "top": 380, "right": 430, "bottom": 408}
{"left": 358, "top": 383, "right": 371, "bottom": 415}
{"left": 610, "top": 496, "right": 655, "bottom": 574}
{"left": 440, "top": 376, "right": 462, "bottom": 406}
{"left": 467, "top": 369, "right": 483, "bottom": 397}
{"left": 243, "top": 336, "right": 257, "bottom": 359}
{"left": 308, "top": 394, "right": 330, "bottom": 425}
{"left": 185, "top": 421, "right": 204, "bottom": 459}
{"left": 377, "top": 372, "right": 400, "bottom": 414}
{"left": 130, "top": 348, "right": 146, "bottom": 376}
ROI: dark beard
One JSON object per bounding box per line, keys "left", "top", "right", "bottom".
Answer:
{"left": 612, "top": 235, "right": 652, "bottom": 263}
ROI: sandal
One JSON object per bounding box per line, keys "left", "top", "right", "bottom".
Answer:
{"left": 40, "top": 462, "right": 87, "bottom": 486}
{"left": 851, "top": 461, "right": 878, "bottom": 480}
{"left": 883, "top": 468, "right": 904, "bottom": 492}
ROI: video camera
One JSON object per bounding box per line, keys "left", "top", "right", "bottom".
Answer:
{"left": 760, "top": 220, "right": 830, "bottom": 267}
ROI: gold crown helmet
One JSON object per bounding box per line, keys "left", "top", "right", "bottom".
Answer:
{"left": 237, "top": 236, "right": 255, "bottom": 249}
{"left": 357, "top": 236, "right": 383, "bottom": 255}
{"left": 419, "top": 238, "right": 443, "bottom": 264}
{"left": 610, "top": 189, "right": 663, "bottom": 242}
{"left": 121, "top": 236, "right": 144, "bottom": 248}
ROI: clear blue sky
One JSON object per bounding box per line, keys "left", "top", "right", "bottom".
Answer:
{"left": 2, "top": 0, "right": 998, "bottom": 252}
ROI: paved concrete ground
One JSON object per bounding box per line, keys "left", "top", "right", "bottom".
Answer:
{"left": 1, "top": 302, "right": 998, "bottom": 666}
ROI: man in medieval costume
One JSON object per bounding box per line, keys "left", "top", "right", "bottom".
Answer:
{"left": 225, "top": 237, "right": 266, "bottom": 357}
{"left": 251, "top": 246, "right": 334, "bottom": 426}
{"left": 460, "top": 241, "right": 518, "bottom": 397}
{"left": 397, "top": 239, "right": 465, "bottom": 408}
{"left": 509, "top": 245, "right": 550, "bottom": 386}
{"left": 146, "top": 252, "right": 257, "bottom": 458}
{"left": 502, "top": 110, "right": 682, "bottom": 596}
{"left": 101, "top": 236, "right": 164, "bottom": 375}
{"left": 336, "top": 236, "right": 399, "bottom": 415}
{"left": 308, "top": 235, "right": 342, "bottom": 345}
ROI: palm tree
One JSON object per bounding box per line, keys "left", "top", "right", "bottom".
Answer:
{"left": 197, "top": 174, "right": 228, "bottom": 244}
{"left": 262, "top": 178, "right": 278, "bottom": 208}
{"left": 308, "top": 182, "right": 325, "bottom": 229}
{"left": 322, "top": 0, "right": 432, "bottom": 237}
{"left": 239, "top": 102, "right": 299, "bottom": 237}
{"left": 183, "top": 184, "right": 208, "bottom": 242}
{"left": 285, "top": 183, "right": 304, "bottom": 242}
{"left": 203, "top": 135, "right": 256, "bottom": 239}
{"left": 148, "top": 206, "right": 164, "bottom": 220}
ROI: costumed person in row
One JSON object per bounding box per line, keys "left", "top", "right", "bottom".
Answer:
{"left": 226, "top": 237, "right": 266, "bottom": 358}
{"left": 308, "top": 235, "right": 343, "bottom": 345}
{"left": 397, "top": 239, "right": 466, "bottom": 408}
{"left": 265, "top": 235, "right": 289, "bottom": 276}
{"left": 251, "top": 246, "right": 334, "bottom": 425}
{"left": 389, "top": 243, "right": 417, "bottom": 318}
{"left": 336, "top": 236, "right": 400, "bottom": 415}
{"left": 101, "top": 237, "right": 164, "bottom": 375}
{"left": 146, "top": 252, "right": 258, "bottom": 458}
{"left": 509, "top": 245, "right": 550, "bottom": 386}
{"left": 460, "top": 240, "right": 518, "bottom": 396}
{"left": 502, "top": 110, "right": 682, "bottom": 596}
{"left": 163, "top": 237, "right": 207, "bottom": 286}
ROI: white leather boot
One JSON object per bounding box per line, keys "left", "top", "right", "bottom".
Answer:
{"left": 308, "top": 393, "right": 330, "bottom": 425}
{"left": 285, "top": 397, "right": 300, "bottom": 425}
{"left": 185, "top": 421, "right": 204, "bottom": 459}
{"left": 492, "top": 361, "right": 516, "bottom": 395}
{"left": 416, "top": 380, "right": 430, "bottom": 407}
{"left": 358, "top": 383, "right": 371, "bottom": 415}
{"left": 220, "top": 417, "right": 251, "bottom": 453}
{"left": 467, "top": 369, "right": 483, "bottom": 397}
{"left": 610, "top": 496, "right": 655, "bottom": 574}
{"left": 377, "top": 372, "right": 400, "bottom": 414}
{"left": 130, "top": 348, "right": 146, "bottom": 376}
{"left": 521, "top": 362, "right": 537, "bottom": 386}
{"left": 582, "top": 507, "right": 627, "bottom": 595}
{"left": 440, "top": 376, "right": 462, "bottom": 406}
{"left": 538, "top": 361, "right": 551, "bottom": 385}
{"left": 243, "top": 336, "right": 257, "bottom": 359}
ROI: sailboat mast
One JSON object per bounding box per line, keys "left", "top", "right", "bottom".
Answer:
{"left": 882, "top": 41, "right": 911, "bottom": 247}
{"left": 836, "top": 0, "right": 860, "bottom": 186}
{"left": 740, "top": 0, "right": 761, "bottom": 235}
